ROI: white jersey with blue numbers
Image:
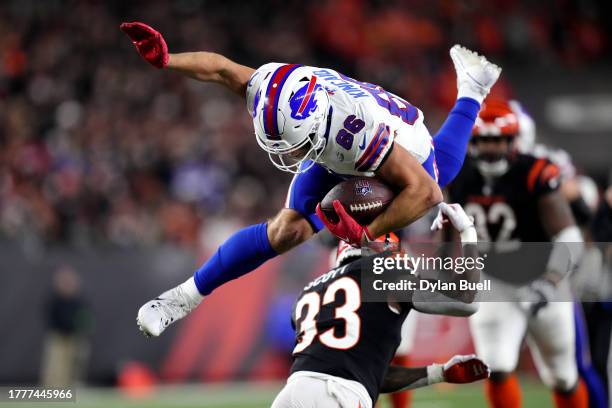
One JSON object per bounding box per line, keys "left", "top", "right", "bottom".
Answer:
{"left": 247, "top": 64, "right": 433, "bottom": 177}
{"left": 311, "top": 66, "right": 432, "bottom": 176}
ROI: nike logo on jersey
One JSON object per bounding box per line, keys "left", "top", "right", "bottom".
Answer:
{"left": 358, "top": 134, "right": 366, "bottom": 150}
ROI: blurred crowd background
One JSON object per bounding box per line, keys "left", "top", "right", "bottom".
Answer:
{"left": 1, "top": 0, "right": 610, "bottom": 250}
{"left": 1, "top": 0, "right": 612, "bottom": 395}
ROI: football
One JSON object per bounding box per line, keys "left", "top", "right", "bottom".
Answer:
{"left": 320, "top": 177, "right": 395, "bottom": 225}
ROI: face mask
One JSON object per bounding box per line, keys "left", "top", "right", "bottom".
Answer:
{"left": 476, "top": 158, "right": 509, "bottom": 177}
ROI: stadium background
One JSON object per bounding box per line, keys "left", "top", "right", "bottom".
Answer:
{"left": 0, "top": 0, "right": 611, "bottom": 406}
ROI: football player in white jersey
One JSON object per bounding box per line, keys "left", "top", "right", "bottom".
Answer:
{"left": 119, "top": 22, "right": 501, "bottom": 337}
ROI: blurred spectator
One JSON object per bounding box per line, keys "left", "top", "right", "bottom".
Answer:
{"left": 0, "top": 0, "right": 609, "bottom": 248}
{"left": 40, "top": 265, "right": 93, "bottom": 387}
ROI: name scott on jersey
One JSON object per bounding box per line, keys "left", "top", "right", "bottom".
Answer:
{"left": 303, "top": 265, "right": 350, "bottom": 291}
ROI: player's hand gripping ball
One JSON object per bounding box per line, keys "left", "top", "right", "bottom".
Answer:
{"left": 319, "top": 177, "right": 394, "bottom": 225}
{"left": 443, "top": 354, "right": 490, "bottom": 384}
{"left": 120, "top": 22, "right": 169, "bottom": 68}
{"left": 316, "top": 200, "right": 373, "bottom": 247}
{"left": 317, "top": 178, "right": 394, "bottom": 247}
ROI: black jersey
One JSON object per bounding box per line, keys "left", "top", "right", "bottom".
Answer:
{"left": 290, "top": 256, "right": 410, "bottom": 403}
{"left": 448, "top": 154, "right": 561, "bottom": 243}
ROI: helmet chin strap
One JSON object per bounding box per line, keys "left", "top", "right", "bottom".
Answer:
{"left": 476, "top": 159, "right": 509, "bottom": 177}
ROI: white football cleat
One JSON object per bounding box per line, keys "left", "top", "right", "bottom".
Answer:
{"left": 137, "top": 278, "right": 203, "bottom": 337}
{"left": 450, "top": 45, "right": 502, "bottom": 104}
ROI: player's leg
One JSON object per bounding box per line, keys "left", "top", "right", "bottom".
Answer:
{"left": 470, "top": 302, "right": 527, "bottom": 408}
{"left": 389, "top": 313, "right": 419, "bottom": 408}
{"left": 194, "top": 161, "right": 340, "bottom": 293}
{"left": 193, "top": 208, "right": 314, "bottom": 294}
{"left": 608, "top": 337, "right": 612, "bottom": 408}
{"left": 271, "top": 375, "right": 368, "bottom": 408}
{"left": 136, "top": 161, "right": 341, "bottom": 337}
{"left": 431, "top": 97, "right": 480, "bottom": 187}
{"left": 136, "top": 209, "right": 312, "bottom": 337}
{"left": 527, "top": 301, "right": 588, "bottom": 408}
{"left": 573, "top": 303, "right": 607, "bottom": 408}
{"left": 432, "top": 46, "right": 501, "bottom": 187}
{"left": 183, "top": 158, "right": 341, "bottom": 295}
{"left": 271, "top": 379, "right": 306, "bottom": 408}
{"left": 284, "top": 160, "right": 345, "bottom": 233}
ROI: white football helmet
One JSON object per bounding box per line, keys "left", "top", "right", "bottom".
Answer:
{"left": 509, "top": 100, "right": 536, "bottom": 154}
{"left": 248, "top": 63, "right": 331, "bottom": 174}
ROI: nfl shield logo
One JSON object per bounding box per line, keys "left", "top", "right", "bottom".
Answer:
{"left": 354, "top": 180, "right": 373, "bottom": 196}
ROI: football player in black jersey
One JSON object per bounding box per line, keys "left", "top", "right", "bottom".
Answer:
{"left": 272, "top": 203, "right": 489, "bottom": 408}
{"left": 447, "top": 100, "right": 588, "bottom": 408}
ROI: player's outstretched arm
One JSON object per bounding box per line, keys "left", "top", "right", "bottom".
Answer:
{"left": 167, "top": 53, "right": 255, "bottom": 96}
{"left": 539, "top": 190, "right": 583, "bottom": 281}
{"left": 380, "top": 355, "right": 489, "bottom": 393}
{"left": 519, "top": 188, "right": 584, "bottom": 315}
{"left": 380, "top": 366, "right": 427, "bottom": 392}
{"left": 120, "top": 22, "right": 254, "bottom": 97}
{"left": 368, "top": 145, "right": 443, "bottom": 239}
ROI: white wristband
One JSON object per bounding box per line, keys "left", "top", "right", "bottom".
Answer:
{"left": 427, "top": 363, "right": 445, "bottom": 385}
{"left": 457, "top": 85, "right": 485, "bottom": 104}
{"left": 460, "top": 226, "right": 478, "bottom": 245}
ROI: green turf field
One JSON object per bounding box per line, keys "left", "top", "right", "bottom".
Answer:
{"left": 1, "top": 380, "right": 553, "bottom": 408}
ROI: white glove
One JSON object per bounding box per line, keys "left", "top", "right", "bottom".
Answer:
{"left": 450, "top": 45, "right": 502, "bottom": 104}
{"left": 430, "top": 203, "right": 477, "bottom": 244}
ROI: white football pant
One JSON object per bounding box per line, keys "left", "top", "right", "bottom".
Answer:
{"left": 271, "top": 371, "right": 371, "bottom": 408}
{"left": 470, "top": 300, "right": 578, "bottom": 391}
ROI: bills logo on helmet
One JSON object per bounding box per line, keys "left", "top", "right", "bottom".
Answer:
{"left": 354, "top": 180, "right": 373, "bottom": 196}
{"left": 289, "top": 77, "right": 322, "bottom": 120}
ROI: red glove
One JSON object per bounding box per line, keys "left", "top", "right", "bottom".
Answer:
{"left": 443, "top": 355, "right": 490, "bottom": 384}
{"left": 120, "top": 22, "right": 169, "bottom": 68}
{"left": 316, "top": 200, "right": 373, "bottom": 247}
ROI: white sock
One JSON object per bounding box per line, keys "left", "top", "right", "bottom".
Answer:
{"left": 180, "top": 277, "right": 204, "bottom": 303}
{"left": 457, "top": 84, "right": 485, "bottom": 105}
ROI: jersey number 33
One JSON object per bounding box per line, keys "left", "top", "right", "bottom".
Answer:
{"left": 293, "top": 276, "right": 361, "bottom": 353}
